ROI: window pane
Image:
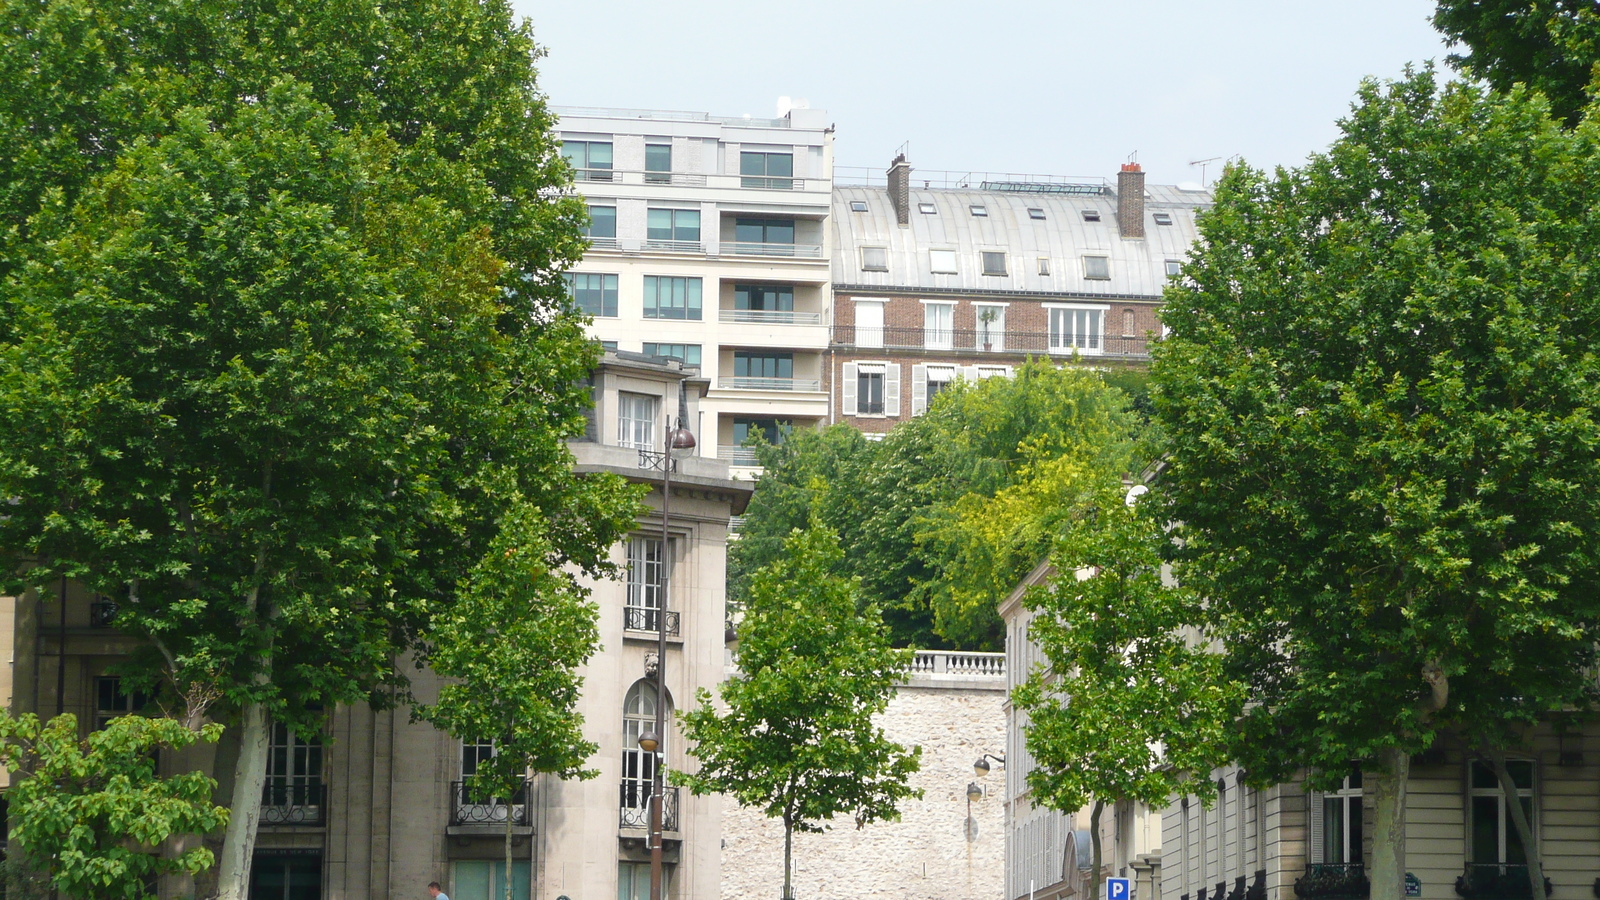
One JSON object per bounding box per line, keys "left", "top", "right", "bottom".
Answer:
{"left": 767, "top": 154, "right": 793, "bottom": 177}
{"left": 1507, "top": 761, "right": 1534, "bottom": 790}
{"left": 982, "top": 251, "right": 1007, "bottom": 275}
{"left": 588, "top": 206, "right": 616, "bottom": 239}
{"left": 1508, "top": 797, "right": 1532, "bottom": 863}
{"left": 862, "top": 247, "right": 887, "bottom": 270}
{"left": 1472, "top": 795, "right": 1501, "bottom": 863}
{"left": 1349, "top": 794, "right": 1364, "bottom": 863}
{"left": 1084, "top": 256, "right": 1110, "bottom": 279}
{"left": 588, "top": 142, "right": 612, "bottom": 168}
{"left": 1324, "top": 797, "right": 1346, "bottom": 863}
{"left": 647, "top": 209, "right": 673, "bottom": 241}
{"left": 645, "top": 144, "right": 671, "bottom": 172}
{"left": 1471, "top": 761, "right": 1500, "bottom": 790}
{"left": 740, "top": 152, "right": 766, "bottom": 176}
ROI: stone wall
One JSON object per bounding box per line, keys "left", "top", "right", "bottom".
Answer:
{"left": 720, "top": 678, "right": 1007, "bottom": 900}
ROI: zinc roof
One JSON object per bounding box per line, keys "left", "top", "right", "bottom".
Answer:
{"left": 832, "top": 182, "right": 1211, "bottom": 298}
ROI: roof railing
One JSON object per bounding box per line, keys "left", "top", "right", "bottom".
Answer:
{"left": 835, "top": 166, "right": 1108, "bottom": 192}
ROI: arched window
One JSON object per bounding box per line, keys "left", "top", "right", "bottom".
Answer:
{"left": 621, "top": 681, "right": 671, "bottom": 813}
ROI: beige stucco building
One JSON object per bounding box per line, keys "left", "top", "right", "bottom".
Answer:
{"left": 2, "top": 350, "right": 749, "bottom": 900}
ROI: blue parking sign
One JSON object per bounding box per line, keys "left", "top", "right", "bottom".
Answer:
{"left": 1107, "top": 878, "right": 1132, "bottom": 900}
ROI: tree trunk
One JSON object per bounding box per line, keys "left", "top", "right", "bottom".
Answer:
{"left": 1486, "top": 748, "right": 1542, "bottom": 900}
{"left": 783, "top": 815, "right": 794, "bottom": 900}
{"left": 215, "top": 698, "right": 271, "bottom": 900}
{"left": 505, "top": 803, "right": 514, "bottom": 900}
{"left": 1089, "top": 800, "right": 1105, "bottom": 900}
{"left": 1369, "top": 747, "right": 1410, "bottom": 900}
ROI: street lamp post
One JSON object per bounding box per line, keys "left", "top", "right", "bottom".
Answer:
{"left": 649, "top": 380, "right": 695, "bottom": 900}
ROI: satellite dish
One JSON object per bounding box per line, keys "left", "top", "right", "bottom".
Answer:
{"left": 1125, "top": 484, "right": 1149, "bottom": 506}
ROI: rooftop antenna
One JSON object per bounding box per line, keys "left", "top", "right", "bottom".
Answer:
{"left": 1127, "top": 150, "right": 1139, "bottom": 165}
{"left": 1189, "top": 156, "right": 1223, "bottom": 187}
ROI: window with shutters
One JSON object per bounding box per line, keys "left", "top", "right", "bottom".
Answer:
{"left": 842, "top": 361, "right": 899, "bottom": 418}
{"left": 857, "top": 365, "right": 886, "bottom": 415}
{"left": 912, "top": 364, "right": 959, "bottom": 416}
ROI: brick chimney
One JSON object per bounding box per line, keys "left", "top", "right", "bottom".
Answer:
{"left": 887, "top": 153, "right": 911, "bottom": 226}
{"left": 1117, "top": 163, "right": 1145, "bottom": 239}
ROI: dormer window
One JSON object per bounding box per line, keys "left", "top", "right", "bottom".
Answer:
{"left": 1153, "top": 212, "right": 1174, "bottom": 225}
{"left": 1082, "top": 209, "right": 1101, "bottom": 223}
{"left": 918, "top": 202, "right": 937, "bottom": 215}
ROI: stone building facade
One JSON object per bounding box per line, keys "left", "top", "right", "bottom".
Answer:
{"left": 720, "top": 651, "right": 1008, "bottom": 900}
{"left": 1161, "top": 725, "right": 1600, "bottom": 900}
{"left": 2, "top": 351, "right": 750, "bottom": 900}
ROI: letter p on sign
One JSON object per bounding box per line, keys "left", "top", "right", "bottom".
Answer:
{"left": 1107, "top": 879, "right": 1132, "bottom": 900}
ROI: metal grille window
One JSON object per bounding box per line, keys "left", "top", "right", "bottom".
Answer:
{"left": 1049, "top": 307, "right": 1104, "bottom": 353}
{"left": 740, "top": 151, "right": 793, "bottom": 189}
{"left": 564, "top": 273, "right": 618, "bottom": 318}
{"left": 641, "top": 343, "right": 701, "bottom": 366}
{"left": 560, "top": 140, "right": 612, "bottom": 181}
{"left": 734, "top": 352, "right": 794, "bottom": 380}
{"left": 1083, "top": 255, "right": 1111, "bottom": 279}
{"left": 617, "top": 392, "right": 658, "bottom": 451}
{"left": 644, "top": 143, "right": 671, "bottom": 183}
{"left": 1471, "top": 760, "right": 1534, "bottom": 864}
{"left": 645, "top": 208, "right": 700, "bottom": 244}
{"left": 95, "top": 677, "right": 151, "bottom": 730}
{"left": 734, "top": 284, "right": 794, "bottom": 312}
{"left": 642, "top": 275, "right": 702, "bottom": 320}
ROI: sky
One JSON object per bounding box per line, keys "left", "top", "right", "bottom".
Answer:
{"left": 510, "top": 0, "right": 1457, "bottom": 189}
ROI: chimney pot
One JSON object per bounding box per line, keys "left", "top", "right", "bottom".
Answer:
{"left": 1118, "top": 164, "right": 1146, "bottom": 239}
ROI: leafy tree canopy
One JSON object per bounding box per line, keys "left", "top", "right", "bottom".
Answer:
{"left": 1434, "top": 0, "right": 1600, "bottom": 125}
{"left": 731, "top": 361, "right": 1143, "bottom": 649}
{"left": 677, "top": 525, "right": 920, "bottom": 899}
{"left": 0, "top": 713, "right": 229, "bottom": 900}
{"left": 0, "top": 0, "right": 638, "bottom": 893}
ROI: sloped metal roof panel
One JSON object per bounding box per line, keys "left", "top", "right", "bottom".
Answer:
{"left": 832, "top": 182, "right": 1211, "bottom": 297}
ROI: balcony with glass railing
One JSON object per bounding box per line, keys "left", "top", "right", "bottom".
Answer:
{"left": 718, "top": 241, "right": 823, "bottom": 259}
{"left": 718, "top": 308, "right": 824, "bottom": 326}
{"left": 566, "top": 168, "right": 815, "bottom": 191}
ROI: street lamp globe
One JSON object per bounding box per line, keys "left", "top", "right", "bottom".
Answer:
{"left": 638, "top": 731, "right": 661, "bottom": 754}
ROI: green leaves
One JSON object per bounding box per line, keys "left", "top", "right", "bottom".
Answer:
{"left": 730, "top": 362, "right": 1143, "bottom": 649}
{"left": 1151, "top": 71, "right": 1600, "bottom": 784}
{"left": 1434, "top": 0, "right": 1600, "bottom": 127}
{"left": 1017, "top": 484, "right": 1239, "bottom": 816}
{"left": 677, "top": 526, "right": 921, "bottom": 836}
{"left": 0, "top": 713, "right": 228, "bottom": 900}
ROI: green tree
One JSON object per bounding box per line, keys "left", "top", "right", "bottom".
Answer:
{"left": 1434, "top": 0, "right": 1600, "bottom": 125}
{"left": 0, "top": 712, "right": 229, "bottom": 900}
{"left": 1014, "top": 483, "right": 1240, "bottom": 900}
{"left": 414, "top": 503, "right": 620, "bottom": 900}
{"left": 677, "top": 526, "right": 922, "bottom": 900}
{"left": 731, "top": 362, "right": 1142, "bottom": 649}
{"left": 0, "top": 3, "right": 636, "bottom": 895}
{"left": 1151, "top": 70, "right": 1600, "bottom": 900}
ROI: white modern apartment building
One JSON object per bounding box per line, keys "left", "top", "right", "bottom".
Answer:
{"left": 556, "top": 104, "right": 834, "bottom": 474}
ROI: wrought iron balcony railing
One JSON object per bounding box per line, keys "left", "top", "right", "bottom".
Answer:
{"left": 1295, "top": 864, "right": 1369, "bottom": 900}
{"left": 618, "top": 784, "right": 679, "bottom": 831}
{"left": 1456, "top": 864, "right": 1552, "bottom": 900}
{"left": 260, "top": 782, "right": 326, "bottom": 826}
{"left": 623, "top": 606, "right": 680, "bottom": 637}
{"left": 449, "top": 780, "right": 530, "bottom": 826}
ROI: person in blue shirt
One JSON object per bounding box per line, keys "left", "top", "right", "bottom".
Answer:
{"left": 428, "top": 881, "right": 449, "bottom": 900}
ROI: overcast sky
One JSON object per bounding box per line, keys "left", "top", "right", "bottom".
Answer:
{"left": 512, "top": 0, "right": 1455, "bottom": 189}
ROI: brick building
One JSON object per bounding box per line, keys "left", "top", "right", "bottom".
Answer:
{"left": 828, "top": 157, "right": 1210, "bottom": 432}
